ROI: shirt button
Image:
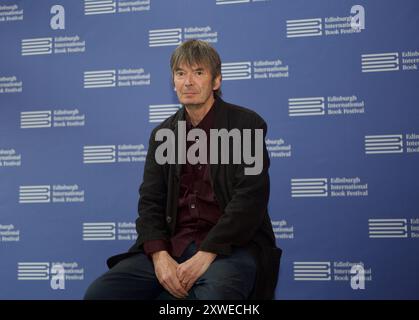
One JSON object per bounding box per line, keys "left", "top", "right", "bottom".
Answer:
{"left": 195, "top": 138, "right": 199, "bottom": 142}
{"left": 166, "top": 216, "right": 172, "bottom": 223}
{"left": 190, "top": 204, "right": 195, "bottom": 209}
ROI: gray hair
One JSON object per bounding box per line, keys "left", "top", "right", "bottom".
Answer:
{"left": 170, "top": 39, "right": 222, "bottom": 97}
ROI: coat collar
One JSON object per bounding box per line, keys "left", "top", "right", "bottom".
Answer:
{"left": 172, "top": 96, "right": 227, "bottom": 129}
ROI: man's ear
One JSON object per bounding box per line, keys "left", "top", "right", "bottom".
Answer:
{"left": 213, "top": 74, "right": 222, "bottom": 91}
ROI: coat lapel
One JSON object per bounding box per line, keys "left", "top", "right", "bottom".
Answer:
{"left": 173, "top": 106, "right": 185, "bottom": 180}
{"left": 209, "top": 97, "right": 228, "bottom": 187}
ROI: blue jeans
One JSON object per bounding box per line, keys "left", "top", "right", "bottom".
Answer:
{"left": 84, "top": 242, "right": 256, "bottom": 300}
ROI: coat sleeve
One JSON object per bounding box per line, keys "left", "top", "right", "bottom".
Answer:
{"left": 134, "top": 127, "right": 170, "bottom": 248}
{"left": 199, "top": 116, "right": 270, "bottom": 256}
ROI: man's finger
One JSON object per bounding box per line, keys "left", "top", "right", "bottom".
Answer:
{"left": 172, "top": 278, "right": 189, "bottom": 297}
{"left": 180, "top": 279, "right": 188, "bottom": 290}
{"left": 159, "top": 275, "right": 185, "bottom": 299}
{"left": 185, "top": 277, "right": 197, "bottom": 292}
{"left": 165, "top": 277, "right": 188, "bottom": 298}
{"left": 164, "top": 283, "right": 184, "bottom": 299}
{"left": 176, "top": 265, "right": 186, "bottom": 283}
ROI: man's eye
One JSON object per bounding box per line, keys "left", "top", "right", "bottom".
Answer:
{"left": 175, "top": 72, "right": 184, "bottom": 77}
{"left": 195, "top": 71, "right": 203, "bottom": 76}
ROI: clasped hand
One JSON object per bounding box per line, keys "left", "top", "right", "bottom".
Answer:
{"left": 152, "top": 250, "right": 216, "bottom": 299}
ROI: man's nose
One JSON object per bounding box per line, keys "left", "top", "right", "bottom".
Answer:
{"left": 184, "top": 73, "right": 194, "bottom": 86}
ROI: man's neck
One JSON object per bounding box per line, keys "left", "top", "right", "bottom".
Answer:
{"left": 184, "top": 96, "right": 215, "bottom": 127}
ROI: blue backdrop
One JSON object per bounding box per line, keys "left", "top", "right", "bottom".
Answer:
{"left": 1, "top": 0, "right": 419, "bottom": 299}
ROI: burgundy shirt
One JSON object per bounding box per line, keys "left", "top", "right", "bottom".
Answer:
{"left": 143, "top": 103, "right": 222, "bottom": 257}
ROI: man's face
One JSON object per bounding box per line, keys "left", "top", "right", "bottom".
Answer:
{"left": 173, "top": 63, "right": 221, "bottom": 108}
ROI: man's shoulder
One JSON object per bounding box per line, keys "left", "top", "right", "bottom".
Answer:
{"left": 149, "top": 109, "right": 181, "bottom": 135}
{"left": 220, "top": 99, "right": 267, "bottom": 126}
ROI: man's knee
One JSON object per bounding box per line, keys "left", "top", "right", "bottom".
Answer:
{"left": 83, "top": 267, "right": 163, "bottom": 300}
{"left": 192, "top": 253, "right": 257, "bottom": 300}
{"left": 84, "top": 275, "right": 114, "bottom": 300}
{"left": 193, "top": 280, "right": 250, "bottom": 300}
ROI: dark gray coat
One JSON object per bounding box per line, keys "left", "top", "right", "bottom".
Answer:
{"left": 107, "top": 97, "right": 282, "bottom": 299}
